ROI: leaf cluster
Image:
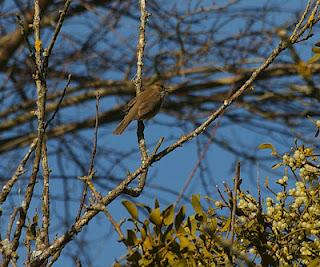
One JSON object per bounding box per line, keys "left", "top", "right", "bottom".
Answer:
{"left": 116, "top": 141, "right": 320, "bottom": 267}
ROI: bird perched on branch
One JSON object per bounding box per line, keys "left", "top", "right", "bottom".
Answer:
{"left": 113, "top": 81, "right": 167, "bottom": 135}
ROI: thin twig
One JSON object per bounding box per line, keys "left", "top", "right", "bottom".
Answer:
{"left": 213, "top": 236, "right": 255, "bottom": 267}
{"left": 6, "top": 208, "right": 21, "bottom": 240}
{"left": 257, "top": 163, "right": 262, "bottom": 211}
{"left": 0, "top": 139, "right": 37, "bottom": 204}
{"left": 291, "top": 0, "right": 312, "bottom": 38}
{"left": 42, "top": 0, "right": 71, "bottom": 78}
{"left": 175, "top": 119, "right": 221, "bottom": 207}
{"left": 45, "top": 74, "right": 71, "bottom": 129}
{"left": 123, "top": 137, "right": 164, "bottom": 196}
{"left": 16, "top": 13, "right": 36, "bottom": 65}
{"left": 291, "top": 0, "right": 320, "bottom": 43}
{"left": 76, "top": 93, "right": 100, "bottom": 220}
{"left": 94, "top": 204, "right": 126, "bottom": 242}
{"left": 149, "top": 137, "right": 164, "bottom": 159}
{"left": 88, "top": 94, "right": 100, "bottom": 175}
{"left": 216, "top": 186, "right": 229, "bottom": 207}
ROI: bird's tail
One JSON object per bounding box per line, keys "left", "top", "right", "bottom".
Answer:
{"left": 113, "top": 115, "right": 133, "bottom": 135}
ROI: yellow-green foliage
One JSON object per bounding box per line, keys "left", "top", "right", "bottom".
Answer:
{"left": 115, "top": 142, "right": 320, "bottom": 267}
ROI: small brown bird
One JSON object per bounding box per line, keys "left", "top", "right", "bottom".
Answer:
{"left": 113, "top": 82, "right": 167, "bottom": 135}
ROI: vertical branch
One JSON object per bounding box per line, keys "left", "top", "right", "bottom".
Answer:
{"left": 123, "top": 0, "right": 150, "bottom": 196}
{"left": 3, "top": 1, "right": 48, "bottom": 265}
{"left": 230, "top": 162, "right": 240, "bottom": 244}
{"left": 135, "top": 0, "right": 148, "bottom": 95}
{"left": 1, "top": 0, "right": 71, "bottom": 215}
{"left": 40, "top": 138, "right": 50, "bottom": 249}
{"left": 257, "top": 163, "right": 262, "bottom": 212}
{"left": 136, "top": 0, "right": 149, "bottom": 161}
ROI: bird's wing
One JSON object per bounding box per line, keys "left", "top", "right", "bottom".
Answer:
{"left": 125, "top": 96, "right": 137, "bottom": 113}
{"left": 138, "top": 96, "right": 162, "bottom": 119}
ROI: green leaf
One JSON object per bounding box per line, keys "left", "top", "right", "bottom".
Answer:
{"left": 149, "top": 207, "right": 162, "bottom": 226}
{"left": 113, "top": 262, "right": 121, "bottom": 267}
{"left": 127, "top": 250, "right": 141, "bottom": 262}
{"left": 33, "top": 214, "right": 39, "bottom": 224}
{"left": 208, "top": 217, "right": 217, "bottom": 234}
{"left": 140, "top": 226, "right": 147, "bottom": 240}
{"left": 175, "top": 206, "right": 186, "bottom": 230}
{"left": 126, "top": 229, "right": 138, "bottom": 246}
{"left": 136, "top": 202, "right": 152, "bottom": 214}
{"left": 258, "top": 143, "right": 277, "bottom": 156}
{"left": 194, "top": 213, "right": 204, "bottom": 222}
{"left": 163, "top": 225, "right": 174, "bottom": 243}
{"left": 172, "top": 259, "right": 187, "bottom": 267}
{"left": 187, "top": 216, "right": 197, "bottom": 236}
{"left": 307, "top": 258, "right": 320, "bottom": 267}
{"left": 154, "top": 199, "right": 160, "bottom": 208}
{"left": 138, "top": 256, "right": 153, "bottom": 266}
{"left": 308, "top": 53, "right": 320, "bottom": 64}
{"left": 178, "top": 235, "right": 195, "bottom": 251}
{"left": 272, "top": 162, "right": 283, "bottom": 169}
{"left": 165, "top": 251, "right": 177, "bottom": 265}
{"left": 312, "top": 47, "right": 320, "bottom": 53}
{"left": 26, "top": 226, "right": 36, "bottom": 241}
{"left": 162, "top": 204, "right": 174, "bottom": 225}
{"left": 122, "top": 200, "right": 138, "bottom": 220}
{"left": 191, "top": 194, "right": 203, "bottom": 215}
{"left": 142, "top": 236, "right": 153, "bottom": 250}
{"left": 221, "top": 218, "right": 231, "bottom": 232}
